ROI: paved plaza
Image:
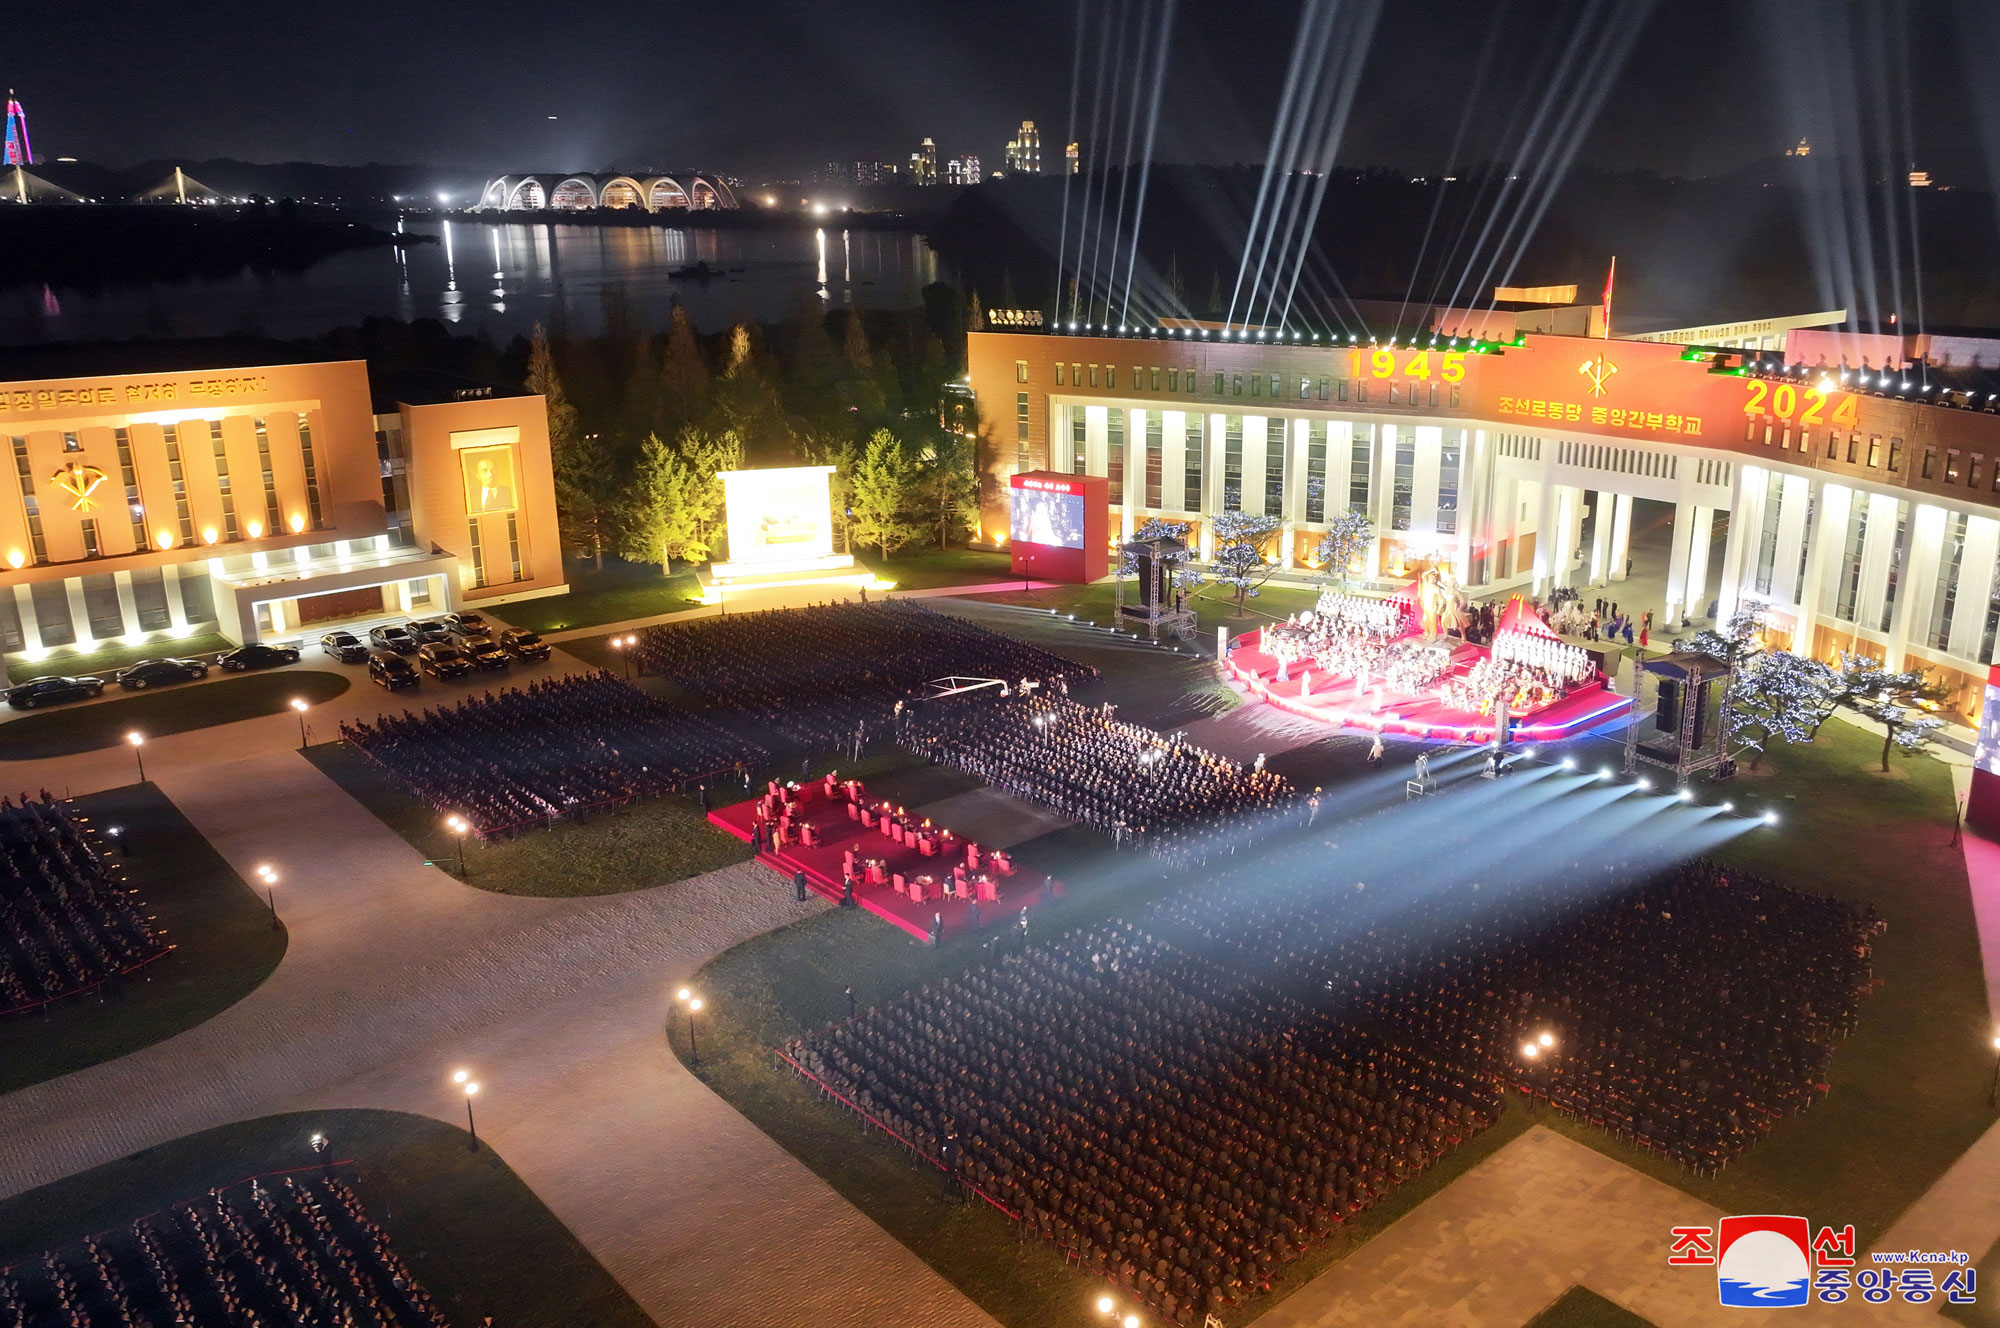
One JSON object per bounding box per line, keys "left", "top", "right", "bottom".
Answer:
{"left": 0, "top": 633, "right": 1997, "bottom": 1326}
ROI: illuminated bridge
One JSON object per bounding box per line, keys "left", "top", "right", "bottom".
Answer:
{"left": 478, "top": 173, "right": 738, "bottom": 212}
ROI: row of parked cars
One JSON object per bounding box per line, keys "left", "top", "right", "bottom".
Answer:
{"left": 4, "top": 612, "right": 552, "bottom": 709}
{"left": 332, "top": 612, "right": 550, "bottom": 690}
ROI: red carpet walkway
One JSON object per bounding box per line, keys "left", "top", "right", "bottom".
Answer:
{"left": 707, "top": 779, "right": 1063, "bottom": 943}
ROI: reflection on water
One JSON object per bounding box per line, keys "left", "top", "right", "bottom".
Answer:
{"left": 1, "top": 221, "right": 946, "bottom": 344}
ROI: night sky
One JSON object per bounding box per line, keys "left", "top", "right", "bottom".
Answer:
{"left": 11, "top": 0, "right": 1994, "bottom": 186}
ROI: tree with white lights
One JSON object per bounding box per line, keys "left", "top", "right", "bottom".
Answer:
{"left": 1826, "top": 653, "right": 1950, "bottom": 772}
{"left": 1207, "top": 512, "right": 1282, "bottom": 616}
{"left": 1722, "top": 649, "right": 1837, "bottom": 771}
{"left": 1312, "top": 508, "right": 1373, "bottom": 589}
{"left": 1121, "top": 517, "right": 1203, "bottom": 584}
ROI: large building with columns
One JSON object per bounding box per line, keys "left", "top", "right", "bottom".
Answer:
{"left": 0, "top": 342, "right": 565, "bottom": 663}
{"left": 968, "top": 325, "right": 2000, "bottom": 721}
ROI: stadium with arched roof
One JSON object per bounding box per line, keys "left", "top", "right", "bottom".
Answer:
{"left": 478, "top": 172, "right": 737, "bottom": 212}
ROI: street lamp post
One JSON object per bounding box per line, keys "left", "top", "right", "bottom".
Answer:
{"left": 1519, "top": 1030, "right": 1557, "bottom": 1117}
{"left": 257, "top": 863, "right": 280, "bottom": 929}
{"left": 1094, "top": 1292, "right": 1143, "bottom": 1328}
{"left": 452, "top": 1069, "right": 480, "bottom": 1150}
{"left": 290, "top": 697, "right": 310, "bottom": 748}
{"left": 445, "top": 815, "right": 469, "bottom": 876}
{"left": 676, "top": 987, "right": 704, "bottom": 1069}
{"left": 126, "top": 731, "right": 146, "bottom": 784}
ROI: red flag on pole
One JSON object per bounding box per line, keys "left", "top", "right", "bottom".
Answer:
{"left": 1600, "top": 257, "right": 1616, "bottom": 339}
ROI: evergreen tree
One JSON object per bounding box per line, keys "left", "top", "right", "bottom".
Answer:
{"left": 659, "top": 303, "right": 710, "bottom": 430}
{"left": 914, "top": 430, "right": 979, "bottom": 549}
{"left": 618, "top": 432, "right": 703, "bottom": 571}
{"left": 967, "top": 291, "right": 986, "bottom": 331}
{"left": 841, "top": 311, "right": 873, "bottom": 374}
{"left": 527, "top": 323, "right": 615, "bottom": 570}
{"left": 1206, "top": 268, "right": 1222, "bottom": 315}
{"left": 1165, "top": 252, "right": 1186, "bottom": 307}
{"left": 848, "top": 429, "right": 922, "bottom": 561}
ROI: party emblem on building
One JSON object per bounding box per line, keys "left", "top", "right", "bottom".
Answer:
{"left": 49, "top": 461, "right": 108, "bottom": 511}
{"left": 1577, "top": 352, "right": 1619, "bottom": 397}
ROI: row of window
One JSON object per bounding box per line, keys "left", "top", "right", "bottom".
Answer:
{"left": 1023, "top": 358, "right": 1462, "bottom": 409}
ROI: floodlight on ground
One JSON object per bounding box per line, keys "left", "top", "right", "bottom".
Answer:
{"left": 1098, "top": 1296, "right": 1115, "bottom": 1315}
{"left": 1722, "top": 801, "right": 1735, "bottom": 813}
{"left": 1538, "top": 1031, "right": 1555, "bottom": 1048}
{"left": 1637, "top": 778, "right": 1651, "bottom": 791}
{"left": 1678, "top": 788, "right": 1693, "bottom": 802}
{"left": 1520, "top": 1041, "right": 1540, "bottom": 1060}
{"left": 1763, "top": 811, "right": 1778, "bottom": 825}
{"left": 1560, "top": 757, "right": 1575, "bottom": 770}
{"left": 1598, "top": 767, "right": 1611, "bottom": 780}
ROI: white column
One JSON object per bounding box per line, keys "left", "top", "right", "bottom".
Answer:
{"left": 1608, "top": 493, "right": 1634, "bottom": 582}
{"left": 112, "top": 570, "right": 140, "bottom": 640}
{"left": 1954, "top": 516, "right": 1998, "bottom": 664}
{"left": 64, "top": 579, "right": 94, "bottom": 643}
{"left": 1793, "top": 485, "right": 1848, "bottom": 653}
{"left": 12, "top": 583, "right": 41, "bottom": 651}
{"left": 1772, "top": 474, "right": 1811, "bottom": 606}
{"left": 1715, "top": 467, "right": 1759, "bottom": 624}
{"left": 1455, "top": 429, "right": 1483, "bottom": 586}
{"left": 1085, "top": 406, "right": 1106, "bottom": 477}
{"left": 1201, "top": 414, "right": 1223, "bottom": 557}
{"left": 1551, "top": 486, "right": 1581, "bottom": 589}
{"left": 1855, "top": 493, "right": 1901, "bottom": 641}
{"left": 163, "top": 565, "right": 188, "bottom": 630}
{"left": 1241, "top": 417, "right": 1268, "bottom": 519}
{"left": 1532, "top": 474, "right": 1558, "bottom": 594}
{"left": 1589, "top": 489, "right": 1613, "bottom": 584}
{"left": 1368, "top": 424, "right": 1392, "bottom": 578}
{"left": 1684, "top": 505, "right": 1715, "bottom": 625}
{"left": 1288, "top": 419, "right": 1310, "bottom": 524}
{"left": 1663, "top": 500, "right": 1696, "bottom": 627}
{"left": 1163, "top": 412, "right": 1187, "bottom": 513}
{"left": 1885, "top": 503, "right": 1940, "bottom": 672}
{"left": 1412, "top": 424, "right": 1442, "bottom": 537}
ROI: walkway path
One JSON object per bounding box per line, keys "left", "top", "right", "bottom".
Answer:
{"left": 0, "top": 647, "right": 997, "bottom": 1328}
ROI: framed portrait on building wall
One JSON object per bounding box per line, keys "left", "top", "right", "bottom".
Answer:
{"left": 460, "top": 443, "right": 518, "bottom": 516}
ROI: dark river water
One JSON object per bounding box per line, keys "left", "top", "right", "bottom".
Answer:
{"left": 4, "top": 220, "right": 948, "bottom": 344}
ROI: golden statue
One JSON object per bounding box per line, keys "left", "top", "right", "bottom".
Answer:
{"left": 1415, "top": 564, "right": 1464, "bottom": 641}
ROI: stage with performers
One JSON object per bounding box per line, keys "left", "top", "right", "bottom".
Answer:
{"left": 707, "top": 773, "right": 1063, "bottom": 943}
{"left": 1226, "top": 589, "right": 1633, "bottom": 743}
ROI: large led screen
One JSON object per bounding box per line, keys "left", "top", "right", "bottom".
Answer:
{"left": 720, "top": 466, "right": 835, "bottom": 564}
{"left": 1010, "top": 484, "right": 1085, "bottom": 550}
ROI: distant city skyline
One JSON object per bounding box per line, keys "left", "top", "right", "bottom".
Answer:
{"left": 6, "top": 1, "right": 1998, "bottom": 190}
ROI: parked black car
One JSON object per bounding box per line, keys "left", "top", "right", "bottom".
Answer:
{"left": 446, "top": 610, "right": 492, "bottom": 639}
{"left": 406, "top": 617, "right": 454, "bottom": 644}
{"left": 369, "top": 624, "right": 419, "bottom": 655}
{"left": 464, "top": 636, "right": 510, "bottom": 671}
{"left": 113, "top": 657, "right": 210, "bottom": 690}
{"left": 318, "top": 630, "right": 369, "bottom": 664}
{"left": 417, "top": 642, "right": 475, "bottom": 680}
{"left": 5, "top": 675, "right": 104, "bottom": 709}
{"left": 367, "top": 650, "right": 420, "bottom": 690}
{"left": 217, "top": 643, "right": 302, "bottom": 672}
{"left": 499, "top": 627, "right": 551, "bottom": 662}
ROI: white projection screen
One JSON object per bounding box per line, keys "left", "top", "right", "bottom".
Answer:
{"left": 720, "top": 465, "right": 836, "bottom": 565}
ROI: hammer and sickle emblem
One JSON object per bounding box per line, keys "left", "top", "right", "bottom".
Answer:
{"left": 1577, "top": 354, "right": 1619, "bottom": 398}
{"left": 51, "top": 462, "right": 109, "bottom": 511}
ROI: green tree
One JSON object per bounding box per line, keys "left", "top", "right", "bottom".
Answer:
{"left": 848, "top": 429, "right": 922, "bottom": 561}
{"left": 659, "top": 303, "right": 711, "bottom": 430}
{"left": 527, "top": 323, "right": 616, "bottom": 569}
{"left": 677, "top": 424, "right": 745, "bottom": 562}
{"left": 618, "top": 432, "right": 703, "bottom": 570}
{"left": 1827, "top": 653, "right": 1949, "bottom": 772}
{"left": 913, "top": 430, "right": 979, "bottom": 550}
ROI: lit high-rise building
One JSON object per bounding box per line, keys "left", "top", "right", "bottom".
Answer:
{"left": 1006, "top": 121, "right": 1040, "bottom": 174}
{"left": 946, "top": 155, "right": 983, "bottom": 186}
{"left": 1065, "top": 141, "right": 1080, "bottom": 174}
{"left": 911, "top": 138, "right": 938, "bottom": 186}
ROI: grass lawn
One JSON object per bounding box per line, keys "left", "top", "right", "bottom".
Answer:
{"left": 682, "top": 611, "right": 1987, "bottom": 1325}
{"left": 489, "top": 556, "right": 702, "bottom": 634}
{"left": 0, "top": 782, "right": 286, "bottom": 1095}
{"left": 1523, "top": 1287, "right": 1658, "bottom": 1328}
{"left": 0, "top": 670, "right": 351, "bottom": 760}
{"left": 864, "top": 545, "right": 1015, "bottom": 591}
{"left": 0, "top": 1108, "right": 650, "bottom": 1328}
{"left": 303, "top": 741, "right": 754, "bottom": 897}
{"left": 974, "top": 577, "right": 1323, "bottom": 644}
{"left": 4, "top": 632, "right": 236, "bottom": 685}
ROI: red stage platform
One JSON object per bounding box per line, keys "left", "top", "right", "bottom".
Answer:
{"left": 1227, "top": 599, "right": 1633, "bottom": 744}
{"left": 707, "top": 777, "right": 1062, "bottom": 943}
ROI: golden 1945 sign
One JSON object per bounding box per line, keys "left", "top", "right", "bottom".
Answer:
{"left": 0, "top": 375, "right": 272, "bottom": 416}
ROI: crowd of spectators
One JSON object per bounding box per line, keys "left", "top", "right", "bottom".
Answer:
{"left": 1160, "top": 854, "right": 1876, "bottom": 1173}
{"left": 0, "top": 796, "right": 166, "bottom": 1016}
{"left": 788, "top": 853, "right": 1875, "bottom": 1323}
{"left": 340, "top": 673, "right": 764, "bottom": 838}
{"left": 786, "top": 923, "right": 1492, "bottom": 1322}
{"left": 0, "top": 1172, "right": 447, "bottom": 1328}
{"left": 898, "top": 694, "right": 1293, "bottom": 862}
{"left": 632, "top": 603, "right": 1097, "bottom": 749}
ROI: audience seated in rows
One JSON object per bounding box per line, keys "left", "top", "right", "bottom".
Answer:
{"left": 339, "top": 672, "right": 764, "bottom": 838}
{"left": 0, "top": 796, "right": 165, "bottom": 1015}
